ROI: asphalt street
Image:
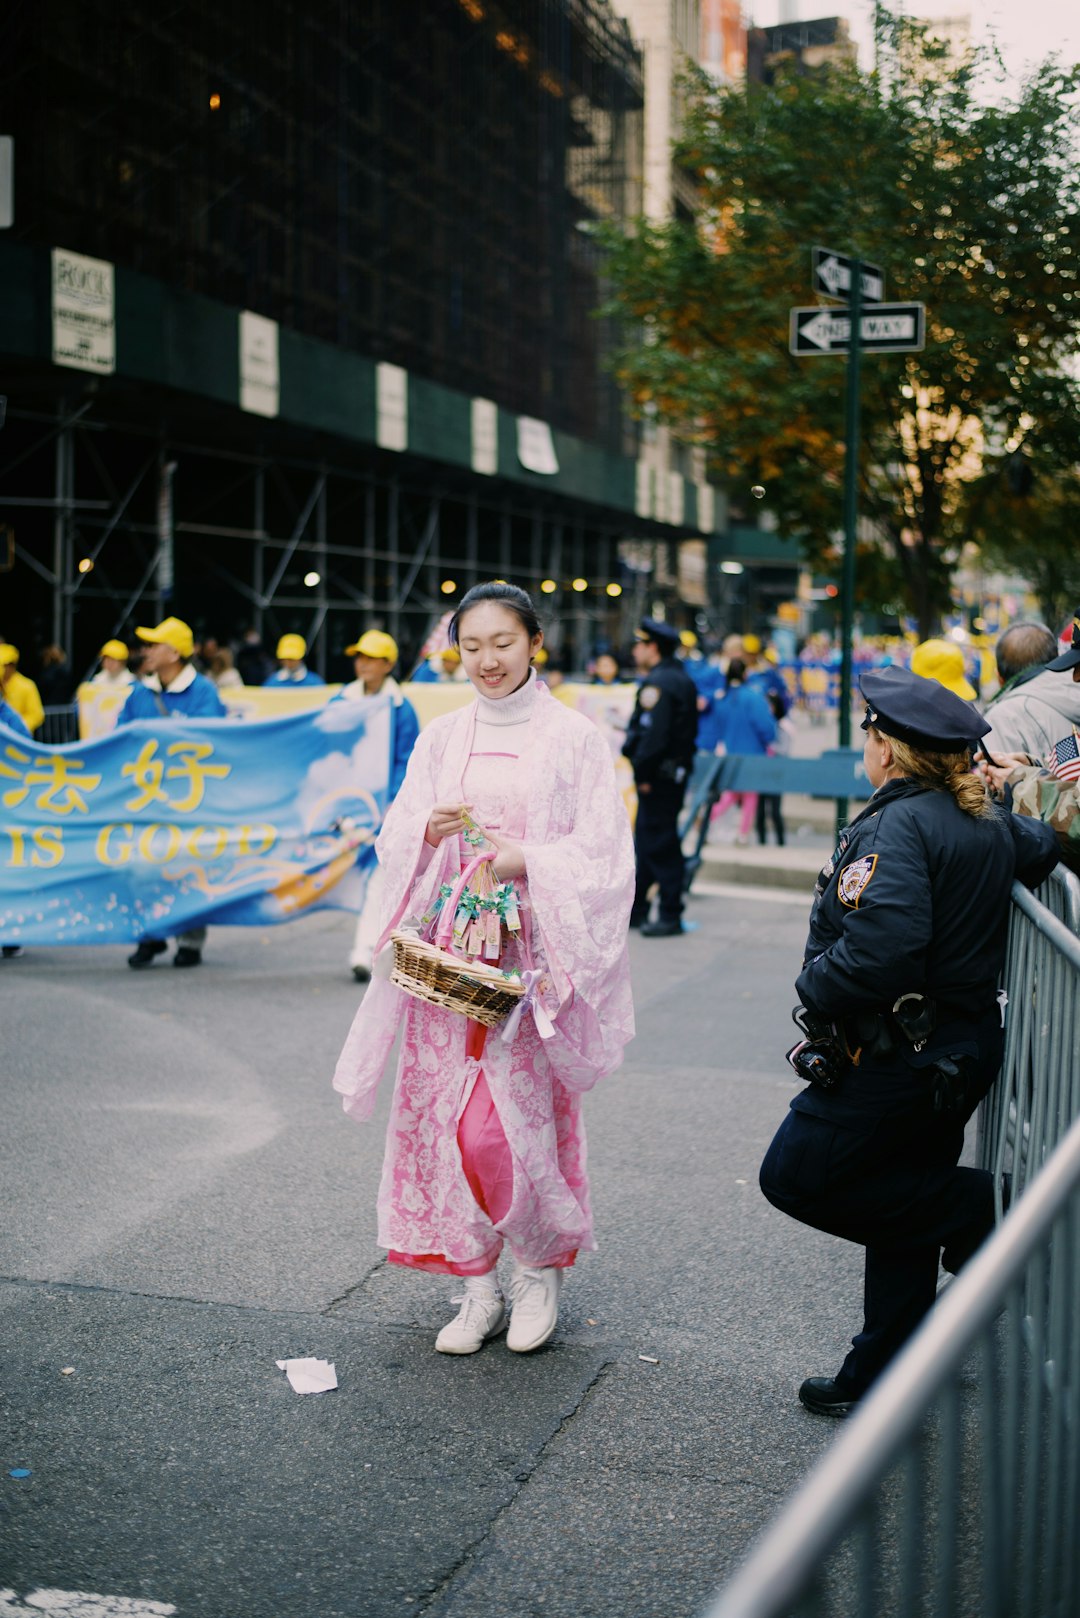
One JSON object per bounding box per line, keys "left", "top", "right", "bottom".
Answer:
{"left": 0, "top": 875, "right": 868, "bottom": 1618}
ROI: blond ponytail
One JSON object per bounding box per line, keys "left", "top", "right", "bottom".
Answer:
{"left": 885, "top": 734, "right": 994, "bottom": 819}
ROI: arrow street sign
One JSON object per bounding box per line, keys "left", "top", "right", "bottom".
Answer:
{"left": 789, "top": 303, "right": 925, "bottom": 355}
{"left": 811, "top": 246, "right": 884, "bottom": 304}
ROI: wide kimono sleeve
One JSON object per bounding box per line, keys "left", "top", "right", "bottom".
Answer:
{"left": 332, "top": 720, "right": 450, "bottom": 1121}
{"left": 521, "top": 720, "right": 635, "bottom": 1092}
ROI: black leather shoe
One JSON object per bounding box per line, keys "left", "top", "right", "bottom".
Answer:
{"left": 352, "top": 964, "right": 371, "bottom": 983}
{"left": 128, "top": 940, "right": 168, "bottom": 969}
{"left": 628, "top": 914, "right": 648, "bottom": 930}
{"left": 639, "top": 919, "right": 683, "bottom": 938}
{"left": 799, "top": 1377, "right": 861, "bottom": 1418}
{"left": 173, "top": 947, "right": 202, "bottom": 968}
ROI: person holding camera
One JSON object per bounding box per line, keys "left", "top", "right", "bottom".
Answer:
{"left": 759, "top": 665, "right": 1058, "bottom": 1418}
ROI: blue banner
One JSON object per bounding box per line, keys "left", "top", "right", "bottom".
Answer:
{"left": 0, "top": 697, "right": 390, "bottom": 945}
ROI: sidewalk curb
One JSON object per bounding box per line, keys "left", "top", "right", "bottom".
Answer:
{"left": 695, "top": 854, "right": 819, "bottom": 893}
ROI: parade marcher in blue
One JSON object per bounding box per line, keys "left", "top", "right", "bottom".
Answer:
{"left": 622, "top": 618, "right": 698, "bottom": 937}
{"left": 264, "top": 633, "right": 324, "bottom": 687}
{"left": 760, "top": 666, "right": 1059, "bottom": 1416}
{"left": 335, "top": 629, "right": 420, "bottom": 981}
{"left": 0, "top": 694, "right": 30, "bottom": 958}
{"left": 119, "top": 617, "right": 227, "bottom": 968}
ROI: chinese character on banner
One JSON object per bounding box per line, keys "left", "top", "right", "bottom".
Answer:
{"left": 0, "top": 745, "right": 103, "bottom": 814}
{"left": 122, "top": 739, "right": 231, "bottom": 812}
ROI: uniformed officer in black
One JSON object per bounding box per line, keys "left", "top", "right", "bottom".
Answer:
{"left": 622, "top": 618, "right": 699, "bottom": 936}
{"left": 759, "top": 666, "right": 1059, "bottom": 1416}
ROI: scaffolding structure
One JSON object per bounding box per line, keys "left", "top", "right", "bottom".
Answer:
{"left": 1, "top": 395, "right": 637, "bottom": 681}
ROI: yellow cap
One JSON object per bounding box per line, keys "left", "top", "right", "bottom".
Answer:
{"left": 276, "top": 633, "right": 307, "bottom": 661}
{"left": 345, "top": 629, "right": 398, "bottom": 662}
{"left": 910, "top": 638, "right": 977, "bottom": 701}
{"left": 742, "top": 634, "right": 762, "bottom": 655}
{"left": 679, "top": 630, "right": 698, "bottom": 648}
{"left": 439, "top": 646, "right": 461, "bottom": 664}
{"left": 0, "top": 644, "right": 18, "bottom": 666}
{"left": 533, "top": 647, "right": 549, "bottom": 666}
{"left": 99, "top": 639, "right": 130, "bottom": 662}
{"left": 135, "top": 617, "right": 195, "bottom": 658}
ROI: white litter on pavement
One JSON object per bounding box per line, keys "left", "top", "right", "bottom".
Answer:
{"left": 275, "top": 1357, "right": 338, "bottom": 1394}
{"left": 0, "top": 1591, "right": 176, "bottom": 1616}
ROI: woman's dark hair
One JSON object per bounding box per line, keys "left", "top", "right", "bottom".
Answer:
{"left": 449, "top": 582, "right": 543, "bottom": 645}
{"left": 726, "top": 657, "right": 746, "bottom": 685}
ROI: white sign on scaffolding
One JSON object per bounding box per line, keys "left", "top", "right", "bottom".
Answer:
{"left": 52, "top": 247, "right": 115, "bottom": 374}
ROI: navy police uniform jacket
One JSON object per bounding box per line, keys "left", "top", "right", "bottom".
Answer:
{"left": 799, "top": 779, "right": 1058, "bottom": 1019}
{"left": 794, "top": 778, "right": 1058, "bottom": 1117}
{"left": 622, "top": 656, "right": 698, "bottom": 788}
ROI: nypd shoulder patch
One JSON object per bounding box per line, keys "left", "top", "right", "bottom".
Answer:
{"left": 838, "top": 853, "right": 878, "bottom": 908}
{"left": 639, "top": 685, "right": 661, "bottom": 710}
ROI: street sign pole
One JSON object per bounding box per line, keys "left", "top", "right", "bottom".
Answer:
{"left": 836, "top": 261, "right": 863, "bottom": 835}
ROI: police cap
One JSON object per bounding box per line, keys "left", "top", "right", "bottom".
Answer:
{"left": 635, "top": 617, "right": 681, "bottom": 652}
{"left": 859, "top": 666, "right": 990, "bottom": 752}
{"left": 1046, "top": 608, "right": 1080, "bottom": 672}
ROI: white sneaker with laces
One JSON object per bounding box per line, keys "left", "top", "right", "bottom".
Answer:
{"left": 506, "top": 1264, "right": 562, "bottom": 1353}
{"left": 435, "top": 1280, "right": 506, "bottom": 1355}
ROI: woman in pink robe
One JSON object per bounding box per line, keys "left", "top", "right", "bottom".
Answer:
{"left": 334, "top": 582, "right": 635, "bottom": 1355}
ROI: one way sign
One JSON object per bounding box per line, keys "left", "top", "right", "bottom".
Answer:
{"left": 811, "top": 247, "right": 884, "bottom": 304}
{"left": 789, "top": 303, "right": 925, "bottom": 355}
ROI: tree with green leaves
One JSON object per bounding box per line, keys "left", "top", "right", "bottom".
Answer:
{"left": 599, "top": 10, "right": 1080, "bottom": 637}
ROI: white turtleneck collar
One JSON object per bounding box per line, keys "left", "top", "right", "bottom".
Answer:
{"left": 474, "top": 667, "right": 538, "bottom": 727}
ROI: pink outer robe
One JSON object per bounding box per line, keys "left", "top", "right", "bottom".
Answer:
{"left": 333, "top": 681, "right": 636, "bottom": 1270}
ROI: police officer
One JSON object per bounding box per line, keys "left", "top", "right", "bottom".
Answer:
{"left": 759, "top": 666, "right": 1058, "bottom": 1416}
{"left": 622, "top": 618, "right": 699, "bottom": 936}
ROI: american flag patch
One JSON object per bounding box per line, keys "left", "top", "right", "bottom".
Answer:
{"left": 1046, "top": 730, "right": 1080, "bottom": 782}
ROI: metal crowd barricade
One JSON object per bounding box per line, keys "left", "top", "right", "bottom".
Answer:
{"left": 37, "top": 704, "right": 80, "bottom": 745}
{"left": 704, "top": 867, "right": 1080, "bottom": 1618}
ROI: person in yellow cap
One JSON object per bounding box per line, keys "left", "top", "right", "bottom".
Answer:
{"left": 265, "top": 632, "right": 324, "bottom": 687}
{"left": 0, "top": 645, "right": 45, "bottom": 734}
{"left": 910, "top": 638, "right": 978, "bottom": 702}
{"left": 117, "top": 619, "right": 228, "bottom": 724}
{"left": 334, "top": 630, "right": 421, "bottom": 981}
{"left": 117, "top": 618, "right": 227, "bottom": 970}
{"left": 90, "top": 639, "right": 136, "bottom": 690}
{"left": 413, "top": 643, "right": 468, "bottom": 683}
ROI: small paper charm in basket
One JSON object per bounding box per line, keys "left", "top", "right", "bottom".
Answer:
{"left": 388, "top": 814, "right": 527, "bottom": 1028}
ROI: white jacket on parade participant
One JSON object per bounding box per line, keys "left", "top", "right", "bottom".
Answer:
{"left": 333, "top": 630, "right": 420, "bottom": 982}
{"left": 89, "top": 639, "right": 136, "bottom": 690}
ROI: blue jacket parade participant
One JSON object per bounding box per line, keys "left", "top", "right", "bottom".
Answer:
{"left": 0, "top": 695, "right": 30, "bottom": 738}
{"left": 622, "top": 618, "right": 699, "bottom": 937}
{"left": 264, "top": 633, "right": 325, "bottom": 686}
{"left": 118, "top": 618, "right": 229, "bottom": 725}
{"left": 119, "top": 617, "right": 228, "bottom": 970}
{"left": 760, "top": 665, "right": 1059, "bottom": 1417}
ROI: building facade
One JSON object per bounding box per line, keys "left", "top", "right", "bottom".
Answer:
{"left": 1, "top": 0, "right": 722, "bottom": 680}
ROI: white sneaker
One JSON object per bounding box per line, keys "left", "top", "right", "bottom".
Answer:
{"left": 506, "top": 1264, "right": 562, "bottom": 1353}
{"left": 435, "top": 1281, "right": 506, "bottom": 1355}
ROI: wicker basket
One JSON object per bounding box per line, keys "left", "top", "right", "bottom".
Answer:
{"left": 389, "top": 852, "right": 526, "bottom": 1027}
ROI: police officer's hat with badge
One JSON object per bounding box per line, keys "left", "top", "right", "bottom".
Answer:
{"left": 859, "top": 665, "right": 991, "bottom": 753}
{"left": 635, "top": 617, "right": 682, "bottom": 655}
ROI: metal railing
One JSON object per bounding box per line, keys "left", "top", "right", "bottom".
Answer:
{"left": 980, "top": 866, "right": 1080, "bottom": 1207}
{"left": 704, "top": 867, "right": 1080, "bottom": 1618}
{"left": 37, "top": 704, "right": 80, "bottom": 745}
